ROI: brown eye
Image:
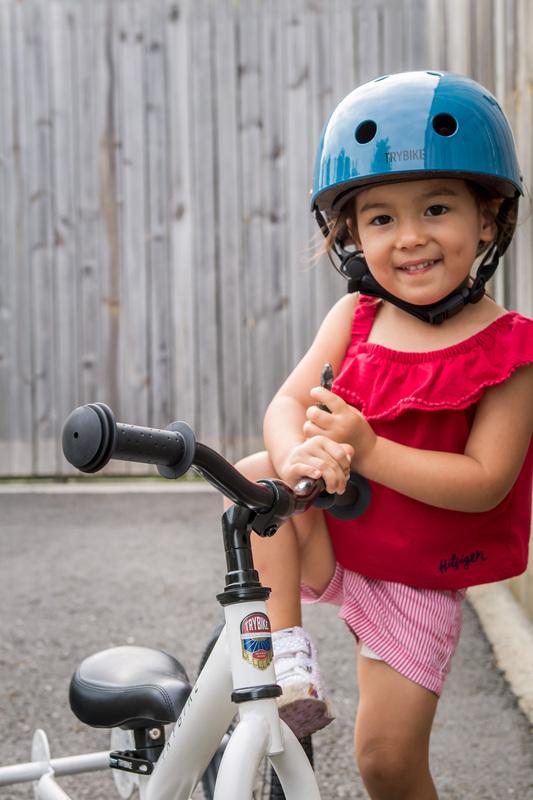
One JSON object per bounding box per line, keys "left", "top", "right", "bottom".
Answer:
{"left": 426, "top": 205, "right": 448, "bottom": 216}
{"left": 370, "top": 214, "right": 392, "bottom": 226}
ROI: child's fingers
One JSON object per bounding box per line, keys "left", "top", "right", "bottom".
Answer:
{"left": 288, "top": 462, "right": 323, "bottom": 482}
{"left": 323, "top": 437, "right": 352, "bottom": 472}
{"left": 305, "top": 441, "right": 351, "bottom": 493}
{"left": 306, "top": 405, "right": 333, "bottom": 426}
{"left": 301, "top": 432, "right": 352, "bottom": 476}
{"left": 303, "top": 419, "right": 323, "bottom": 438}
{"left": 341, "top": 442, "right": 355, "bottom": 460}
{"left": 282, "top": 438, "right": 349, "bottom": 492}
{"left": 318, "top": 460, "right": 349, "bottom": 494}
{"left": 310, "top": 386, "right": 344, "bottom": 410}
{"left": 287, "top": 457, "right": 343, "bottom": 492}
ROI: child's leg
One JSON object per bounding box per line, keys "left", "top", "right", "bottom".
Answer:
{"left": 355, "top": 650, "right": 439, "bottom": 800}
{"left": 230, "top": 451, "right": 336, "bottom": 629}
{"left": 229, "top": 451, "right": 337, "bottom": 737}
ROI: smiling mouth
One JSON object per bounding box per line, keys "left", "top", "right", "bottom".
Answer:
{"left": 397, "top": 259, "right": 440, "bottom": 273}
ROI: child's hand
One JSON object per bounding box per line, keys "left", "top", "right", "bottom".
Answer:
{"left": 304, "top": 387, "right": 376, "bottom": 463}
{"left": 279, "top": 436, "right": 353, "bottom": 495}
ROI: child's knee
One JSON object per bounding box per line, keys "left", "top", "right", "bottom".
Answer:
{"left": 234, "top": 451, "right": 275, "bottom": 481}
{"left": 356, "top": 737, "right": 426, "bottom": 796}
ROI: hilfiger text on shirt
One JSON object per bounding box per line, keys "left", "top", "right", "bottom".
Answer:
{"left": 439, "top": 550, "right": 488, "bottom": 575}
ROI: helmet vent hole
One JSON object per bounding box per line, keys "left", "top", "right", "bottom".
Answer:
{"left": 432, "top": 113, "right": 458, "bottom": 137}
{"left": 355, "top": 120, "right": 377, "bottom": 144}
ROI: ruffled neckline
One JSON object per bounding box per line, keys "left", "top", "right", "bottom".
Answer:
{"left": 333, "top": 301, "right": 533, "bottom": 421}
{"left": 358, "top": 312, "right": 518, "bottom": 362}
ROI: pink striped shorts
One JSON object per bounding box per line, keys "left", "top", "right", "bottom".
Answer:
{"left": 302, "top": 564, "right": 465, "bottom": 695}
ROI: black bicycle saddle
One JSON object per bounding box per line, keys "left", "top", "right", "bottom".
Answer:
{"left": 70, "top": 645, "right": 192, "bottom": 729}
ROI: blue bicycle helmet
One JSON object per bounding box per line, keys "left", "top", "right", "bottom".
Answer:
{"left": 311, "top": 71, "right": 523, "bottom": 324}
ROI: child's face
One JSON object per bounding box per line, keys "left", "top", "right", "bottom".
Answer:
{"left": 353, "top": 178, "right": 499, "bottom": 307}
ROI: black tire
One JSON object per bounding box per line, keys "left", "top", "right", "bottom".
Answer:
{"left": 198, "top": 623, "right": 313, "bottom": 800}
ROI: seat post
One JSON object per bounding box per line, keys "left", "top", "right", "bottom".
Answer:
{"left": 134, "top": 725, "right": 165, "bottom": 763}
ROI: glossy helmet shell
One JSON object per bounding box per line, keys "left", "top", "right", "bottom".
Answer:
{"left": 311, "top": 71, "right": 523, "bottom": 222}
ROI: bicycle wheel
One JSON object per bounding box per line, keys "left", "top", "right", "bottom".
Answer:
{"left": 198, "top": 624, "right": 313, "bottom": 800}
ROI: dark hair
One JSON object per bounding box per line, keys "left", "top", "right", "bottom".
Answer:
{"left": 464, "top": 181, "right": 518, "bottom": 256}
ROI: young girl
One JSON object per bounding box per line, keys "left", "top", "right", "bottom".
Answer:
{"left": 235, "top": 71, "right": 533, "bottom": 799}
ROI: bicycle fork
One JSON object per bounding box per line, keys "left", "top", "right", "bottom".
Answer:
{"left": 213, "top": 503, "right": 320, "bottom": 799}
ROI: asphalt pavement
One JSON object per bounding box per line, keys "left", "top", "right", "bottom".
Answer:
{"left": 1, "top": 486, "right": 532, "bottom": 799}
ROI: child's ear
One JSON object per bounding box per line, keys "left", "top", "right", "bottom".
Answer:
{"left": 479, "top": 198, "right": 504, "bottom": 243}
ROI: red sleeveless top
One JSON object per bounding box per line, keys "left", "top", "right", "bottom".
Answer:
{"left": 326, "top": 296, "right": 533, "bottom": 590}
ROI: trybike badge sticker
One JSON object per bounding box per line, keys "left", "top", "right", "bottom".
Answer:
{"left": 241, "top": 612, "right": 273, "bottom": 670}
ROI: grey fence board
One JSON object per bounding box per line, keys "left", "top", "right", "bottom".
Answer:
{"left": 166, "top": 0, "right": 196, "bottom": 434}
{"left": 191, "top": 4, "right": 222, "bottom": 452}
{"left": 0, "top": 0, "right": 532, "bottom": 476}
{"left": 0, "top": 2, "right": 34, "bottom": 476}
{"left": 50, "top": 0, "right": 77, "bottom": 476}
{"left": 260, "top": 1, "right": 291, "bottom": 435}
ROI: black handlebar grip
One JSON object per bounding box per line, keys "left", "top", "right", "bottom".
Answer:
{"left": 62, "top": 403, "right": 196, "bottom": 477}
{"left": 295, "top": 472, "right": 371, "bottom": 520}
{"left": 62, "top": 403, "right": 117, "bottom": 473}
{"left": 327, "top": 472, "right": 372, "bottom": 520}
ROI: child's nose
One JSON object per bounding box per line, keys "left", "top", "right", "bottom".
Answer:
{"left": 396, "top": 219, "right": 427, "bottom": 249}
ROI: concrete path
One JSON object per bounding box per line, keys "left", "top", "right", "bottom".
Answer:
{"left": 1, "top": 486, "right": 532, "bottom": 799}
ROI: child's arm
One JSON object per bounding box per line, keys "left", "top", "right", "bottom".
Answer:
{"left": 263, "top": 293, "right": 357, "bottom": 493}
{"left": 305, "top": 363, "right": 533, "bottom": 512}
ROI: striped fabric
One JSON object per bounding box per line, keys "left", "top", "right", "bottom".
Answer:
{"left": 302, "top": 565, "right": 465, "bottom": 695}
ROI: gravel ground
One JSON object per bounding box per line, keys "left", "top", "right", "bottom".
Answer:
{"left": 1, "top": 489, "right": 532, "bottom": 799}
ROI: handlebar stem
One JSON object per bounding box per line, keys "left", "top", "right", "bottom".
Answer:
{"left": 217, "top": 504, "right": 271, "bottom": 607}
{"left": 251, "top": 479, "right": 325, "bottom": 537}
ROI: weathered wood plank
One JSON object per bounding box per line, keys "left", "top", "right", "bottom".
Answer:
{"left": 189, "top": 0, "right": 222, "bottom": 450}
{"left": 445, "top": 0, "right": 473, "bottom": 74}
{"left": 74, "top": 1, "right": 107, "bottom": 410}
{"left": 0, "top": 1, "right": 33, "bottom": 476}
{"left": 76, "top": 1, "right": 123, "bottom": 476}
{"left": 425, "top": 0, "right": 447, "bottom": 70}
{"left": 26, "top": 0, "right": 56, "bottom": 474}
{"left": 237, "top": 0, "right": 269, "bottom": 450}
{"left": 143, "top": 0, "right": 173, "bottom": 429}
{"left": 309, "top": 1, "right": 345, "bottom": 329}
{"left": 382, "top": 0, "right": 405, "bottom": 75}
{"left": 212, "top": 0, "right": 246, "bottom": 460}
{"left": 49, "top": 0, "right": 82, "bottom": 476}
{"left": 0, "top": 0, "right": 12, "bottom": 475}
{"left": 284, "top": 0, "right": 316, "bottom": 369}
{"left": 165, "top": 0, "right": 197, "bottom": 434}
{"left": 113, "top": 0, "right": 149, "bottom": 437}
{"left": 357, "top": 5, "right": 381, "bottom": 82}
{"left": 404, "top": 0, "right": 429, "bottom": 70}
{"left": 259, "top": 0, "right": 293, "bottom": 410}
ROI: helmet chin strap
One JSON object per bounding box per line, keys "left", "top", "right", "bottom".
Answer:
{"left": 340, "top": 246, "right": 500, "bottom": 325}
{"left": 314, "top": 206, "right": 501, "bottom": 325}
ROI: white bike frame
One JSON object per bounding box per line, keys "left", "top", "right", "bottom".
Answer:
{"left": 0, "top": 597, "right": 321, "bottom": 800}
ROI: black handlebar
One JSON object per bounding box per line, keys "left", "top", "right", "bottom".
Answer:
{"left": 62, "top": 403, "right": 371, "bottom": 529}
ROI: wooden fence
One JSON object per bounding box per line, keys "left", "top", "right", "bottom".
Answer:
{"left": 0, "top": 0, "right": 532, "bottom": 477}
